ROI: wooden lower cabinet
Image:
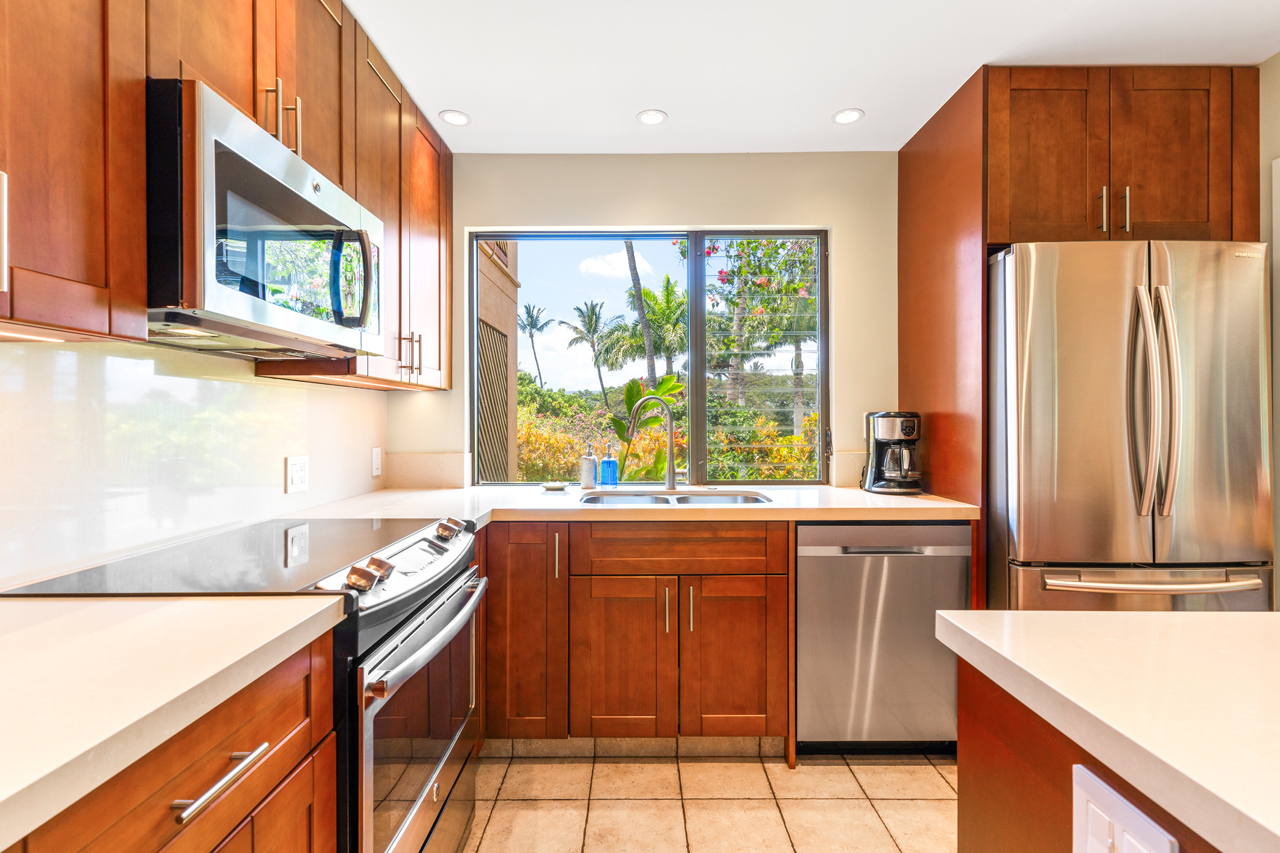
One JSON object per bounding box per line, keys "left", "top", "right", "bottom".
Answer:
{"left": 568, "top": 575, "right": 679, "bottom": 738}
{"left": 214, "top": 733, "right": 337, "bottom": 853}
{"left": 679, "top": 575, "right": 787, "bottom": 738}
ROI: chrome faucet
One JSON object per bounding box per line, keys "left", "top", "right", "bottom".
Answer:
{"left": 626, "top": 395, "right": 677, "bottom": 490}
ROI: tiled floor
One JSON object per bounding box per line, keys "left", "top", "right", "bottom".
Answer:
{"left": 463, "top": 753, "right": 957, "bottom": 853}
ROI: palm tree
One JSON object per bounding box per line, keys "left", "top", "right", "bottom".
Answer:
{"left": 624, "top": 240, "right": 658, "bottom": 388}
{"left": 559, "top": 301, "right": 623, "bottom": 408}
{"left": 625, "top": 275, "right": 687, "bottom": 378}
{"left": 517, "top": 303, "right": 553, "bottom": 388}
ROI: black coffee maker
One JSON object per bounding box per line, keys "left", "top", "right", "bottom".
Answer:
{"left": 862, "top": 412, "right": 923, "bottom": 494}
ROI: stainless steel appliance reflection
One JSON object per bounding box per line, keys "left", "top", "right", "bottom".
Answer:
{"left": 988, "top": 241, "right": 1274, "bottom": 610}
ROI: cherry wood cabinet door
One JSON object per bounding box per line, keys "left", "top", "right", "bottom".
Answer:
{"left": 485, "top": 522, "right": 569, "bottom": 739}
{"left": 401, "top": 106, "right": 452, "bottom": 389}
{"left": 569, "top": 521, "right": 789, "bottom": 575}
{"left": 0, "top": 0, "right": 147, "bottom": 338}
{"left": 568, "top": 575, "right": 679, "bottom": 738}
{"left": 1110, "top": 66, "right": 1232, "bottom": 241}
{"left": 679, "top": 575, "right": 786, "bottom": 738}
{"left": 248, "top": 734, "right": 337, "bottom": 853}
{"left": 274, "top": 0, "right": 354, "bottom": 190}
{"left": 988, "top": 66, "right": 1110, "bottom": 243}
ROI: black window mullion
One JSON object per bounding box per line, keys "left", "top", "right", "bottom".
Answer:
{"left": 688, "top": 231, "right": 707, "bottom": 486}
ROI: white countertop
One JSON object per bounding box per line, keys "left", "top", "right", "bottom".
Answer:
{"left": 0, "top": 595, "right": 346, "bottom": 849}
{"left": 293, "top": 484, "right": 979, "bottom": 523}
{"left": 936, "top": 610, "right": 1280, "bottom": 853}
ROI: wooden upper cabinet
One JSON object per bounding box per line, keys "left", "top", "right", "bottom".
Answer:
{"left": 1, "top": 0, "right": 147, "bottom": 339}
{"left": 402, "top": 106, "right": 452, "bottom": 388}
{"left": 568, "top": 575, "right": 679, "bottom": 738}
{"left": 485, "top": 522, "right": 569, "bottom": 739}
{"left": 679, "top": 575, "right": 787, "bottom": 738}
{"left": 275, "top": 0, "right": 355, "bottom": 190}
{"left": 1110, "top": 66, "right": 1232, "bottom": 241}
{"left": 988, "top": 67, "right": 1110, "bottom": 244}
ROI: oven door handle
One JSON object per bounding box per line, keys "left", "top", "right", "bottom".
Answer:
{"left": 365, "top": 576, "right": 487, "bottom": 702}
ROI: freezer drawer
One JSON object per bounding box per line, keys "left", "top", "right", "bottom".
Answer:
{"left": 797, "top": 524, "right": 970, "bottom": 744}
{"left": 1011, "top": 564, "right": 1273, "bottom": 611}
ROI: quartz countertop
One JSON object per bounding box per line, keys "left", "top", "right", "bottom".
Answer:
{"left": 936, "top": 610, "right": 1280, "bottom": 853}
{"left": 0, "top": 595, "right": 346, "bottom": 849}
{"left": 292, "top": 484, "right": 979, "bottom": 524}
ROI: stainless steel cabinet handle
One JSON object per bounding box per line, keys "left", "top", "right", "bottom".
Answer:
{"left": 554, "top": 532, "right": 559, "bottom": 579}
{"left": 416, "top": 333, "right": 423, "bottom": 375}
{"left": 665, "top": 587, "right": 670, "bottom": 633}
{"left": 1134, "top": 287, "right": 1161, "bottom": 517}
{"left": 283, "top": 97, "right": 301, "bottom": 154}
{"left": 689, "top": 586, "right": 694, "bottom": 632}
{"left": 1155, "top": 285, "right": 1181, "bottom": 517}
{"left": 1097, "top": 186, "right": 1108, "bottom": 233}
{"left": 171, "top": 742, "right": 269, "bottom": 824}
{"left": 0, "top": 170, "right": 8, "bottom": 293}
{"left": 1044, "top": 577, "right": 1262, "bottom": 595}
{"left": 266, "top": 78, "right": 284, "bottom": 141}
{"left": 1123, "top": 186, "right": 1131, "bottom": 233}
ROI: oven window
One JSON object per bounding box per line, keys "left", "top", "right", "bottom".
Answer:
{"left": 371, "top": 615, "right": 474, "bottom": 853}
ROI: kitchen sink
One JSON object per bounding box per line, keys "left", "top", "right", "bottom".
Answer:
{"left": 578, "top": 490, "right": 772, "bottom": 505}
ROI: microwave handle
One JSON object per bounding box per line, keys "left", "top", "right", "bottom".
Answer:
{"left": 355, "top": 229, "right": 373, "bottom": 329}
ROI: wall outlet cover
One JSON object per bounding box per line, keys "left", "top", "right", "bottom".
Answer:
{"left": 286, "top": 456, "right": 309, "bottom": 494}
{"left": 285, "top": 524, "right": 310, "bottom": 567}
{"left": 372, "top": 447, "right": 383, "bottom": 477}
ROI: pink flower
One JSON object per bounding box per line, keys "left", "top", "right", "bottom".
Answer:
{"left": 799, "top": 287, "right": 809, "bottom": 297}
{"left": 705, "top": 248, "right": 713, "bottom": 256}
{"left": 755, "top": 277, "right": 767, "bottom": 286}
{"left": 717, "top": 269, "right": 730, "bottom": 285}
{"left": 752, "top": 306, "right": 766, "bottom": 315}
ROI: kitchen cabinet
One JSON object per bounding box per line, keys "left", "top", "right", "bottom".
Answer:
{"left": 18, "top": 632, "right": 334, "bottom": 853}
{"left": 679, "top": 574, "right": 787, "bottom": 737}
{"left": 568, "top": 575, "right": 679, "bottom": 738}
{"left": 0, "top": 0, "right": 148, "bottom": 340}
{"left": 568, "top": 521, "right": 790, "bottom": 575}
{"left": 485, "top": 522, "right": 569, "bottom": 739}
{"left": 400, "top": 105, "right": 453, "bottom": 388}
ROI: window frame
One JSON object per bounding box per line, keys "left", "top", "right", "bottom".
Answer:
{"left": 468, "top": 229, "right": 831, "bottom": 486}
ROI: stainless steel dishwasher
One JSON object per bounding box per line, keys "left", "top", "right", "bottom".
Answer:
{"left": 797, "top": 523, "right": 970, "bottom": 746}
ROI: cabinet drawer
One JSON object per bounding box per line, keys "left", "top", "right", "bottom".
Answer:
{"left": 29, "top": 635, "right": 333, "bottom": 853}
{"left": 569, "top": 522, "right": 789, "bottom": 575}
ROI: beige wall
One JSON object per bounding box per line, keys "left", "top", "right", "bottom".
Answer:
{"left": 0, "top": 342, "right": 386, "bottom": 588}
{"left": 387, "top": 152, "right": 899, "bottom": 484}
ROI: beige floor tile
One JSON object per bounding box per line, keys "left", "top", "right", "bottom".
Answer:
{"left": 462, "top": 800, "right": 494, "bottom": 853}
{"left": 592, "top": 758, "right": 681, "bottom": 799}
{"left": 760, "top": 736, "right": 785, "bottom": 757}
{"left": 847, "top": 756, "right": 955, "bottom": 799}
{"left": 476, "top": 758, "right": 510, "bottom": 801}
{"left": 499, "top": 758, "right": 594, "bottom": 800}
{"left": 388, "top": 759, "right": 435, "bottom": 801}
{"left": 926, "top": 756, "right": 958, "bottom": 793}
{"left": 684, "top": 799, "right": 794, "bottom": 853}
{"left": 477, "top": 800, "right": 589, "bottom": 853}
{"left": 596, "top": 737, "right": 677, "bottom": 757}
{"left": 678, "top": 735, "right": 759, "bottom": 757}
{"left": 583, "top": 799, "right": 687, "bottom": 853}
{"left": 373, "top": 761, "right": 406, "bottom": 801}
{"left": 679, "top": 757, "right": 774, "bottom": 799}
{"left": 514, "top": 737, "right": 596, "bottom": 757}
{"left": 765, "top": 756, "right": 865, "bottom": 799}
{"left": 479, "top": 738, "right": 513, "bottom": 758}
{"left": 874, "top": 800, "right": 958, "bottom": 853}
{"left": 779, "top": 799, "right": 900, "bottom": 853}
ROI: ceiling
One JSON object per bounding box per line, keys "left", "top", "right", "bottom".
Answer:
{"left": 345, "top": 0, "right": 1280, "bottom": 154}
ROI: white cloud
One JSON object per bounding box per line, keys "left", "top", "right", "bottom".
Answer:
{"left": 578, "top": 249, "right": 653, "bottom": 279}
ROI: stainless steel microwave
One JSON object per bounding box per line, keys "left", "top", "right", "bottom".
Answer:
{"left": 146, "top": 79, "right": 385, "bottom": 360}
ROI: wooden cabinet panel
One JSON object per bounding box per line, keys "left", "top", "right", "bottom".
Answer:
{"left": 401, "top": 105, "right": 451, "bottom": 388}
{"left": 1, "top": 0, "right": 147, "bottom": 338}
{"left": 275, "top": 0, "right": 354, "bottom": 189}
{"left": 569, "top": 575, "right": 678, "bottom": 738}
{"left": 988, "top": 66, "right": 1109, "bottom": 243}
{"left": 1110, "top": 66, "right": 1232, "bottom": 241}
{"left": 485, "top": 522, "right": 569, "bottom": 739}
{"left": 679, "top": 575, "right": 786, "bottom": 737}
{"left": 1231, "top": 67, "right": 1260, "bottom": 242}
{"left": 569, "top": 521, "right": 789, "bottom": 576}
{"left": 250, "top": 733, "right": 337, "bottom": 853}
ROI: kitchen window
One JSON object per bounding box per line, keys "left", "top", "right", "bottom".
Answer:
{"left": 469, "top": 231, "right": 829, "bottom": 485}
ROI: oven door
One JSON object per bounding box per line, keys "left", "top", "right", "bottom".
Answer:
{"left": 358, "top": 571, "right": 486, "bottom": 853}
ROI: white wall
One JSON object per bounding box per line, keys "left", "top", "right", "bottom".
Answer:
{"left": 0, "top": 342, "right": 387, "bottom": 588}
{"left": 387, "top": 152, "right": 899, "bottom": 484}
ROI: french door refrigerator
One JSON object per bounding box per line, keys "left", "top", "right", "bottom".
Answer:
{"left": 988, "top": 241, "right": 1274, "bottom": 611}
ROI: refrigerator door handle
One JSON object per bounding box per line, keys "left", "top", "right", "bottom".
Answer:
{"left": 1134, "top": 286, "right": 1161, "bottom": 517}
{"left": 1043, "top": 576, "right": 1263, "bottom": 595}
{"left": 1155, "top": 284, "right": 1182, "bottom": 517}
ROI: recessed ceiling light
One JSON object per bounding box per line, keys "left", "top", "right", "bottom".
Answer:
{"left": 439, "top": 110, "right": 470, "bottom": 127}
{"left": 832, "top": 108, "right": 865, "bottom": 125}
{"left": 637, "top": 109, "right": 668, "bottom": 126}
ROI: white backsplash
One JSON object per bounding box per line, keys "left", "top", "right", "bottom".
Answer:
{"left": 0, "top": 342, "right": 387, "bottom": 589}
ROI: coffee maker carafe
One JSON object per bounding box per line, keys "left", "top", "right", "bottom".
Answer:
{"left": 862, "top": 412, "right": 923, "bottom": 494}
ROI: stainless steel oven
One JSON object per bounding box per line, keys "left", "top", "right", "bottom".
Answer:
{"left": 358, "top": 569, "right": 486, "bottom": 853}
{"left": 146, "top": 78, "right": 385, "bottom": 360}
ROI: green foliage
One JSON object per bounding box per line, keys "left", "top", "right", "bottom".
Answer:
{"left": 516, "top": 370, "right": 593, "bottom": 417}
{"left": 608, "top": 375, "right": 684, "bottom": 479}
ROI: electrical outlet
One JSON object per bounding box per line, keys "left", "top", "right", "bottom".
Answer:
{"left": 372, "top": 447, "right": 383, "bottom": 477}
{"left": 285, "top": 524, "right": 310, "bottom": 567}
{"left": 285, "top": 456, "right": 309, "bottom": 493}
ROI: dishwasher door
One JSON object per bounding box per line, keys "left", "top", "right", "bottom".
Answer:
{"left": 797, "top": 524, "right": 970, "bottom": 744}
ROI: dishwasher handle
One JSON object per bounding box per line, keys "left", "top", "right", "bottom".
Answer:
{"left": 797, "top": 545, "right": 971, "bottom": 558}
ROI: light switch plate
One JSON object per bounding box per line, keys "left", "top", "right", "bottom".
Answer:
{"left": 372, "top": 447, "right": 383, "bottom": 477}
{"left": 285, "top": 524, "right": 310, "bottom": 567}
{"left": 286, "top": 456, "right": 309, "bottom": 493}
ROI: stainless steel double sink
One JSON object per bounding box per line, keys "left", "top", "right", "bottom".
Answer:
{"left": 578, "top": 489, "right": 772, "bottom": 505}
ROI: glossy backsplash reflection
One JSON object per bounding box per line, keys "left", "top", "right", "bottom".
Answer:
{"left": 0, "top": 342, "right": 387, "bottom": 588}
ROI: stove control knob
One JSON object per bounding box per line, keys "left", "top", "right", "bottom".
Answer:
{"left": 345, "top": 564, "right": 379, "bottom": 591}
{"left": 435, "top": 519, "right": 461, "bottom": 540}
{"left": 366, "top": 556, "right": 395, "bottom": 580}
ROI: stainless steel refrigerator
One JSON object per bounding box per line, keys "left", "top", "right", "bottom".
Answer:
{"left": 988, "top": 241, "right": 1274, "bottom": 611}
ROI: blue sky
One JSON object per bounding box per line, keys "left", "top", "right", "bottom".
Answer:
{"left": 513, "top": 238, "right": 687, "bottom": 393}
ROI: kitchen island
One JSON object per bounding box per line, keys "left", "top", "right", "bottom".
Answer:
{"left": 937, "top": 610, "right": 1280, "bottom": 853}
